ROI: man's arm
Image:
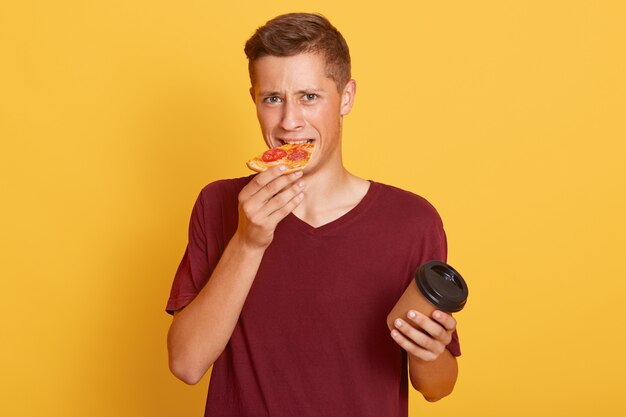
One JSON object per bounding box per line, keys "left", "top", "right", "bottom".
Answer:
{"left": 391, "top": 310, "right": 459, "bottom": 401}
{"left": 167, "top": 166, "right": 305, "bottom": 385}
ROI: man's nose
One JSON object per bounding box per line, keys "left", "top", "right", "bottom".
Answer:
{"left": 280, "top": 101, "right": 305, "bottom": 131}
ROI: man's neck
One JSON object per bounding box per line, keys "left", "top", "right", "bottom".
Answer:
{"left": 291, "top": 164, "right": 370, "bottom": 228}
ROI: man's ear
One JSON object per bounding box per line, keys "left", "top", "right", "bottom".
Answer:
{"left": 249, "top": 87, "right": 256, "bottom": 103}
{"left": 340, "top": 79, "right": 356, "bottom": 116}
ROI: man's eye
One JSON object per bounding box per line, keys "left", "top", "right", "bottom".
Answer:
{"left": 264, "top": 96, "right": 281, "bottom": 104}
{"left": 304, "top": 94, "right": 318, "bottom": 101}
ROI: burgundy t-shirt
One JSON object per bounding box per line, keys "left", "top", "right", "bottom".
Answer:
{"left": 167, "top": 177, "right": 461, "bottom": 417}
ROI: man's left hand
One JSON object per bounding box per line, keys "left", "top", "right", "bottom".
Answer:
{"left": 391, "top": 310, "right": 456, "bottom": 362}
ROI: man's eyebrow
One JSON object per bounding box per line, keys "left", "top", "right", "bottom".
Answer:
{"left": 258, "top": 90, "right": 280, "bottom": 96}
{"left": 298, "top": 88, "right": 325, "bottom": 94}
{"left": 258, "top": 88, "right": 326, "bottom": 96}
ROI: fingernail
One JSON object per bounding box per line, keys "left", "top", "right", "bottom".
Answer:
{"left": 391, "top": 330, "right": 399, "bottom": 337}
{"left": 279, "top": 165, "right": 286, "bottom": 171}
{"left": 433, "top": 311, "right": 441, "bottom": 319}
{"left": 293, "top": 170, "right": 303, "bottom": 177}
{"left": 408, "top": 310, "right": 416, "bottom": 319}
{"left": 395, "top": 319, "right": 403, "bottom": 328}
{"left": 298, "top": 181, "right": 305, "bottom": 188}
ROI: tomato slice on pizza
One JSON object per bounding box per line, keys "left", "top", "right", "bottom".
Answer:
{"left": 247, "top": 143, "right": 315, "bottom": 173}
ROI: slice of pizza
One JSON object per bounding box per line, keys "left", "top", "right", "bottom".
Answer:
{"left": 246, "top": 143, "right": 315, "bottom": 173}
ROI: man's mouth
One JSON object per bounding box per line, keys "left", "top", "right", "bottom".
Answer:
{"left": 278, "top": 139, "right": 315, "bottom": 146}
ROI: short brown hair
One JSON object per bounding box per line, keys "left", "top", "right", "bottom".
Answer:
{"left": 244, "top": 13, "right": 351, "bottom": 92}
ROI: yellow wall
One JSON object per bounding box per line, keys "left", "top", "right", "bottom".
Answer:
{"left": 2, "top": 1, "right": 625, "bottom": 416}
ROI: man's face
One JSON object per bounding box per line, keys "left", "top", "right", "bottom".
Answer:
{"left": 250, "top": 52, "right": 355, "bottom": 173}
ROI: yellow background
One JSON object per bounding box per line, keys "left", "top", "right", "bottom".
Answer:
{"left": 2, "top": 0, "right": 625, "bottom": 416}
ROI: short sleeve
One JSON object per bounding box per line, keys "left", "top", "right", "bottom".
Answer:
{"left": 420, "top": 204, "right": 448, "bottom": 265}
{"left": 446, "top": 330, "right": 461, "bottom": 357}
{"left": 416, "top": 203, "right": 462, "bottom": 357}
{"left": 166, "top": 191, "right": 210, "bottom": 314}
{"left": 165, "top": 179, "right": 243, "bottom": 315}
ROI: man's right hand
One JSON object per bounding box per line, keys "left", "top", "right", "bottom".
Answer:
{"left": 236, "top": 165, "right": 305, "bottom": 249}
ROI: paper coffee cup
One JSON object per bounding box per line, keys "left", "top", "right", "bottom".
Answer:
{"left": 386, "top": 261, "right": 468, "bottom": 331}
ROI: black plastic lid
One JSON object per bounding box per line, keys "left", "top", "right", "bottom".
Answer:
{"left": 414, "top": 261, "right": 468, "bottom": 313}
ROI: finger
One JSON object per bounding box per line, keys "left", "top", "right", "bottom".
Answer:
{"left": 260, "top": 178, "right": 306, "bottom": 219}
{"left": 265, "top": 189, "right": 305, "bottom": 225}
{"left": 239, "top": 165, "right": 288, "bottom": 201}
{"left": 431, "top": 310, "right": 457, "bottom": 332}
{"left": 392, "top": 318, "right": 440, "bottom": 354}
{"left": 248, "top": 170, "right": 304, "bottom": 208}
{"left": 239, "top": 171, "right": 303, "bottom": 219}
{"left": 390, "top": 328, "right": 438, "bottom": 362}
{"left": 405, "top": 311, "right": 452, "bottom": 343}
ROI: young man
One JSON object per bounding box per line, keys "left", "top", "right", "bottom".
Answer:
{"left": 166, "top": 13, "right": 460, "bottom": 416}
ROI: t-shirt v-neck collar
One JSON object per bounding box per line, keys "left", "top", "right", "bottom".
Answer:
{"left": 283, "top": 181, "right": 379, "bottom": 236}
